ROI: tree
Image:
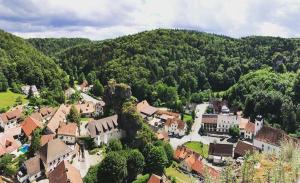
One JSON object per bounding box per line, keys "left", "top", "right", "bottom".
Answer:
{"left": 68, "top": 105, "right": 81, "bottom": 133}
{"left": 107, "top": 139, "right": 123, "bottom": 152}
{"left": 27, "top": 86, "right": 34, "bottom": 99}
{"left": 28, "top": 128, "right": 41, "bottom": 157}
{"left": 293, "top": 70, "right": 300, "bottom": 103}
{"left": 0, "top": 71, "right": 8, "bottom": 92}
{"left": 92, "top": 79, "right": 104, "bottom": 97}
{"left": 97, "top": 152, "right": 127, "bottom": 183}
{"left": 103, "top": 79, "right": 132, "bottom": 114}
{"left": 87, "top": 71, "right": 97, "bottom": 85}
{"left": 126, "top": 149, "right": 145, "bottom": 181}
{"left": 119, "top": 101, "right": 143, "bottom": 140}
{"left": 78, "top": 72, "right": 86, "bottom": 84}
{"left": 144, "top": 146, "right": 168, "bottom": 175}
{"left": 0, "top": 154, "right": 17, "bottom": 177}
{"left": 15, "top": 96, "right": 22, "bottom": 105}
{"left": 84, "top": 164, "right": 99, "bottom": 183}
{"left": 162, "top": 142, "right": 174, "bottom": 167}
{"left": 229, "top": 126, "right": 240, "bottom": 138}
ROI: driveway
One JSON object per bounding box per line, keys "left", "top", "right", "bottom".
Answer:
{"left": 72, "top": 149, "right": 103, "bottom": 177}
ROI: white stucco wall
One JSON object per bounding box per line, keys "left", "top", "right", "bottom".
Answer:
{"left": 253, "top": 139, "right": 280, "bottom": 154}
{"left": 217, "top": 114, "right": 240, "bottom": 132}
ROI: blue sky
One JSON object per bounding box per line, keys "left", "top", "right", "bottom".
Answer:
{"left": 1, "top": 0, "right": 300, "bottom": 40}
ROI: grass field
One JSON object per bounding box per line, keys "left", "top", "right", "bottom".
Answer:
{"left": 166, "top": 164, "right": 197, "bottom": 183}
{"left": 183, "top": 114, "right": 193, "bottom": 122}
{"left": 184, "top": 141, "right": 209, "bottom": 158}
{"left": 0, "top": 90, "right": 28, "bottom": 109}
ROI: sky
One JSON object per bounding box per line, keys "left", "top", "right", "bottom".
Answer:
{"left": 1, "top": 0, "right": 300, "bottom": 40}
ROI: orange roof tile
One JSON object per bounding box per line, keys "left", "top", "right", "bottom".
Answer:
{"left": 21, "top": 117, "right": 43, "bottom": 137}
{"left": 57, "top": 123, "right": 77, "bottom": 136}
{"left": 40, "top": 134, "right": 55, "bottom": 146}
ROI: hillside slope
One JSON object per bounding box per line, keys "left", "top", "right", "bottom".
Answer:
{"left": 27, "top": 38, "right": 91, "bottom": 58}
{"left": 0, "top": 29, "right": 65, "bottom": 87}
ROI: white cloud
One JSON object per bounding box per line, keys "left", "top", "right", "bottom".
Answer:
{"left": 1, "top": 0, "right": 300, "bottom": 40}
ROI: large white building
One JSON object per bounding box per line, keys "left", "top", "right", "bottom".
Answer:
{"left": 87, "top": 115, "right": 124, "bottom": 146}
{"left": 216, "top": 113, "right": 241, "bottom": 133}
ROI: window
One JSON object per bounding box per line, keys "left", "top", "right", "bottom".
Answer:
{"left": 262, "top": 144, "right": 264, "bottom": 150}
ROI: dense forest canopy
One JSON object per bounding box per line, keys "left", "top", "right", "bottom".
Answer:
{"left": 0, "top": 30, "right": 66, "bottom": 88}
{"left": 27, "top": 38, "right": 92, "bottom": 58}
{"left": 1, "top": 28, "right": 300, "bottom": 135}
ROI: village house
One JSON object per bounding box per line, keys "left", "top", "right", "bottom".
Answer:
{"left": 21, "top": 116, "right": 43, "bottom": 139}
{"left": 46, "top": 104, "right": 71, "bottom": 134}
{"left": 21, "top": 85, "right": 39, "bottom": 97}
{"left": 234, "top": 140, "right": 257, "bottom": 158}
{"left": 57, "top": 123, "right": 78, "bottom": 145}
{"left": 201, "top": 114, "right": 218, "bottom": 132}
{"left": 164, "top": 118, "right": 186, "bottom": 137}
{"left": 0, "top": 108, "right": 23, "bottom": 131}
{"left": 208, "top": 143, "right": 233, "bottom": 164}
{"left": 17, "top": 155, "right": 43, "bottom": 183}
{"left": 80, "top": 92, "right": 105, "bottom": 117}
{"left": 75, "top": 101, "right": 96, "bottom": 118}
{"left": 0, "top": 132, "right": 21, "bottom": 156}
{"left": 87, "top": 115, "right": 125, "bottom": 146}
{"left": 209, "top": 99, "right": 228, "bottom": 114}
{"left": 49, "top": 160, "right": 83, "bottom": 183}
{"left": 137, "top": 100, "right": 158, "bottom": 120}
{"left": 147, "top": 174, "right": 170, "bottom": 183}
{"left": 76, "top": 80, "right": 92, "bottom": 93}
{"left": 39, "top": 107, "right": 56, "bottom": 123}
{"left": 40, "top": 134, "right": 55, "bottom": 146}
{"left": 174, "top": 146, "right": 219, "bottom": 182}
{"left": 156, "top": 110, "right": 180, "bottom": 122}
{"left": 252, "top": 115, "right": 299, "bottom": 154}
{"left": 38, "top": 139, "right": 74, "bottom": 173}
{"left": 239, "top": 117, "right": 255, "bottom": 140}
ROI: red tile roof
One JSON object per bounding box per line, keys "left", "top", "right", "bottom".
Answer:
{"left": 49, "top": 160, "right": 83, "bottom": 183}
{"left": 245, "top": 122, "right": 255, "bottom": 133}
{"left": 192, "top": 159, "right": 220, "bottom": 179}
{"left": 137, "top": 100, "right": 158, "bottom": 116}
{"left": 21, "top": 116, "right": 43, "bottom": 137}
{"left": 234, "top": 141, "right": 257, "bottom": 157}
{"left": 255, "top": 126, "right": 299, "bottom": 147}
{"left": 165, "top": 118, "right": 186, "bottom": 130}
{"left": 57, "top": 123, "right": 77, "bottom": 136}
{"left": 40, "top": 134, "right": 55, "bottom": 146}
{"left": 202, "top": 114, "right": 218, "bottom": 124}
{"left": 147, "top": 174, "right": 162, "bottom": 183}
{"left": 0, "top": 109, "right": 22, "bottom": 123}
{"left": 0, "top": 133, "right": 21, "bottom": 156}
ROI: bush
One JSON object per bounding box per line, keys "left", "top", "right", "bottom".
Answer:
{"left": 132, "top": 174, "right": 150, "bottom": 183}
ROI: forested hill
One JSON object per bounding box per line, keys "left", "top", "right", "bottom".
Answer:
{"left": 0, "top": 29, "right": 66, "bottom": 88}
{"left": 49, "top": 29, "right": 300, "bottom": 92}
{"left": 27, "top": 38, "right": 91, "bottom": 58}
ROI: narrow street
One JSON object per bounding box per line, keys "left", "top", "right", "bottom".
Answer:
{"left": 169, "top": 103, "right": 210, "bottom": 149}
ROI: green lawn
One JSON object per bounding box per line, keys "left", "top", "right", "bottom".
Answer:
{"left": 81, "top": 117, "right": 91, "bottom": 123}
{"left": 183, "top": 114, "right": 193, "bottom": 122}
{"left": 0, "top": 90, "right": 28, "bottom": 109}
{"left": 184, "top": 141, "right": 209, "bottom": 158}
{"left": 166, "top": 164, "right": 197, "bottom": 183}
